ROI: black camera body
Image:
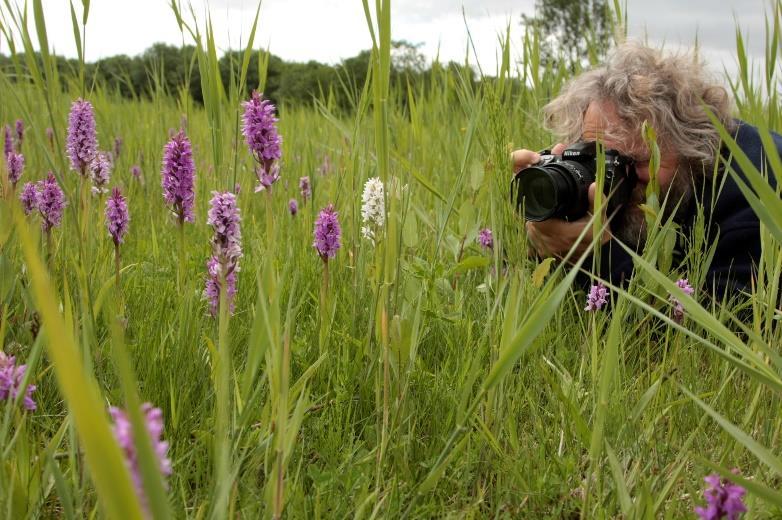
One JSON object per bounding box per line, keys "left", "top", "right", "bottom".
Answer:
{"left": 511, "top": 141, "right": 637, "bottom": 222}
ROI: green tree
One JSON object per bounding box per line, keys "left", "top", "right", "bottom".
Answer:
{"left": 521, "top": 0, "right": 612, "bottom": 67}
{"left": 391, "top": 40, "right": 426, "bottom": 74}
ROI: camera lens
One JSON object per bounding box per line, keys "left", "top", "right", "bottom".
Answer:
{"left": 515, "top": 169, "right": 557, "bottom": 220}
{"left": 513, "top": 161, "right": 593, "bottom": 221}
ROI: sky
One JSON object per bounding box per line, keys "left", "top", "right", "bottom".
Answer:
{"left": 0, "top": 0, "right": 771, "bottom": 81}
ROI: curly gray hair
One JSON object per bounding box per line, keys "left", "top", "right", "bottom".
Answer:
{"left": 543, "top": 41, "right": 735, "bottom": 166}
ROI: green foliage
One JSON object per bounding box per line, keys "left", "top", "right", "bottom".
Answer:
{"left": 0, "top": 41, "right": 467, "bottom": 112}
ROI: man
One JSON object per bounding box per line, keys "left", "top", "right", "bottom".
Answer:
{"left": 511, "top": 41, "right": 782, "bottom": 297}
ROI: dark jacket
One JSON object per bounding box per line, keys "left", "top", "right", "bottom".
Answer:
{"left": 591, "top": 121, "right": 782, "bottom": 298}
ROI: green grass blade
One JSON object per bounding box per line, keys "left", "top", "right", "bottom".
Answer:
{"left": 12, "top": 208, "right": 144, "bottom": 519}
{"left": 605, "top": 441, "right": 632, "bottom": 515}
{"left": 704, "top": 111, "right": 782, "bottom": 243}
{"left": 680, "top": 384, "right": 782, "bottom": 476}
{"left": 614, "top": 241, "right": 782, "bottom": 390}
{"left": 69, "top": 1, "right": 82, "bottom": 64}
{"left": 106, "top": 309, "right": 171, "bottom": 519}
{"left": 482, "top": 256, "right": 588, "bottom": 392}
{"left": 238, "top": 2, "right": 261, "bottom": 96}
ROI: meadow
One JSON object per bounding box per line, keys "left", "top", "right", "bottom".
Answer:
{"left": 1, "top": 0, "right": 782, "bottom": 518}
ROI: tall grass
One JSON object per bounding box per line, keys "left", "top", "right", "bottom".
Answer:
{"left": 0, "top": 0, "right": 780, "bottom": 517}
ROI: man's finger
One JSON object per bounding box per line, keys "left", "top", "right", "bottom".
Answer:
{"left": 511, "top": 149, "right": 540, "bottom": 172}
{"left": 551, "top": 142, "right": 567, "bottom": 155}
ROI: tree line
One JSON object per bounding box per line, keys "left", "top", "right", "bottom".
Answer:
{"left": 0, "top": 41, "right": 477, "bottom": 110}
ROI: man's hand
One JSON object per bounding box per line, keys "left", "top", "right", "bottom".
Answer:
{"left": 511, "top": 143, "right": 611, "bottom": 259}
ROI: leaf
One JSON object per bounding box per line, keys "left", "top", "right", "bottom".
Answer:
{"left": 531, "top": 257, "right": 555, "bottom": 288}
{"left": 630, "top": 377, "right": 662, "bottom": 423}
{"left": 589, "top": 303, "right": 622, "bottom": 461}
{"left": 47, "top": 452, "right": 76, "bottom": 520}
{"left": 637, "top": 203, "right": 657, "bottom": 221}
{"left": 32, "top": 0, "right": 50, "bottom": 65}
{"left": 451, "top": 255, "right": 490, "bottom": 275}
{"left": 81, "top": 0, "right": 90, "bottom": 25}
{"left": 457, "top": 200, "right": 476, "bottom": 236}
{"left": 237, "top": 2, "right": 261, "bottom": 95}
{"left": 69, "top": 1, "right": 82, "bottom": 63}
{"left": 403, "top": 210, "right": 419, "bottom": 248}
{"left": 606, "top": 441, "right": 632, "bottom": 515}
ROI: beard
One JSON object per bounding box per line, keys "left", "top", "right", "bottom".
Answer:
{"left": 611, "top": 166, "right": 695, "bottom": 251}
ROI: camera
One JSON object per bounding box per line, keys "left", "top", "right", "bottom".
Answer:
{"left": 511, "top": 141, "right": 637, "bottom": 222}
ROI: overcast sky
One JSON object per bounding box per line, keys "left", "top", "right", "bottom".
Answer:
{"left": 0, "top": 0, "right": 771, "bottom": 80}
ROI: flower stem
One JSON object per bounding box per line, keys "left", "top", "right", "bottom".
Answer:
{"left": 265, "top": 190, "right": 274, "bottom": 250}
{"left": 380, "top": 302, "right": 390, "bottom": 479}
{"left": 45, "top": 229, "right": 52, "bottom": 272}
{"left": 114, "top": 242, "right": 121, "bottom": 290}
{"left": 177, "top": 222, "right": 185, "bottom": 293}
{"left": 78, "top": 175, "right": 88, "bottom": 263}
{"left": 318, "top": 260, "right": 329, "bottom": 354}
{"left": 114, "top": 242, "right": 125, "bottom": 318}
{"left": 272, "top": 329, "right": 290, "bottom": 519}
{"left": 214, "top": 276, "right": 232, "bottom": 515}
